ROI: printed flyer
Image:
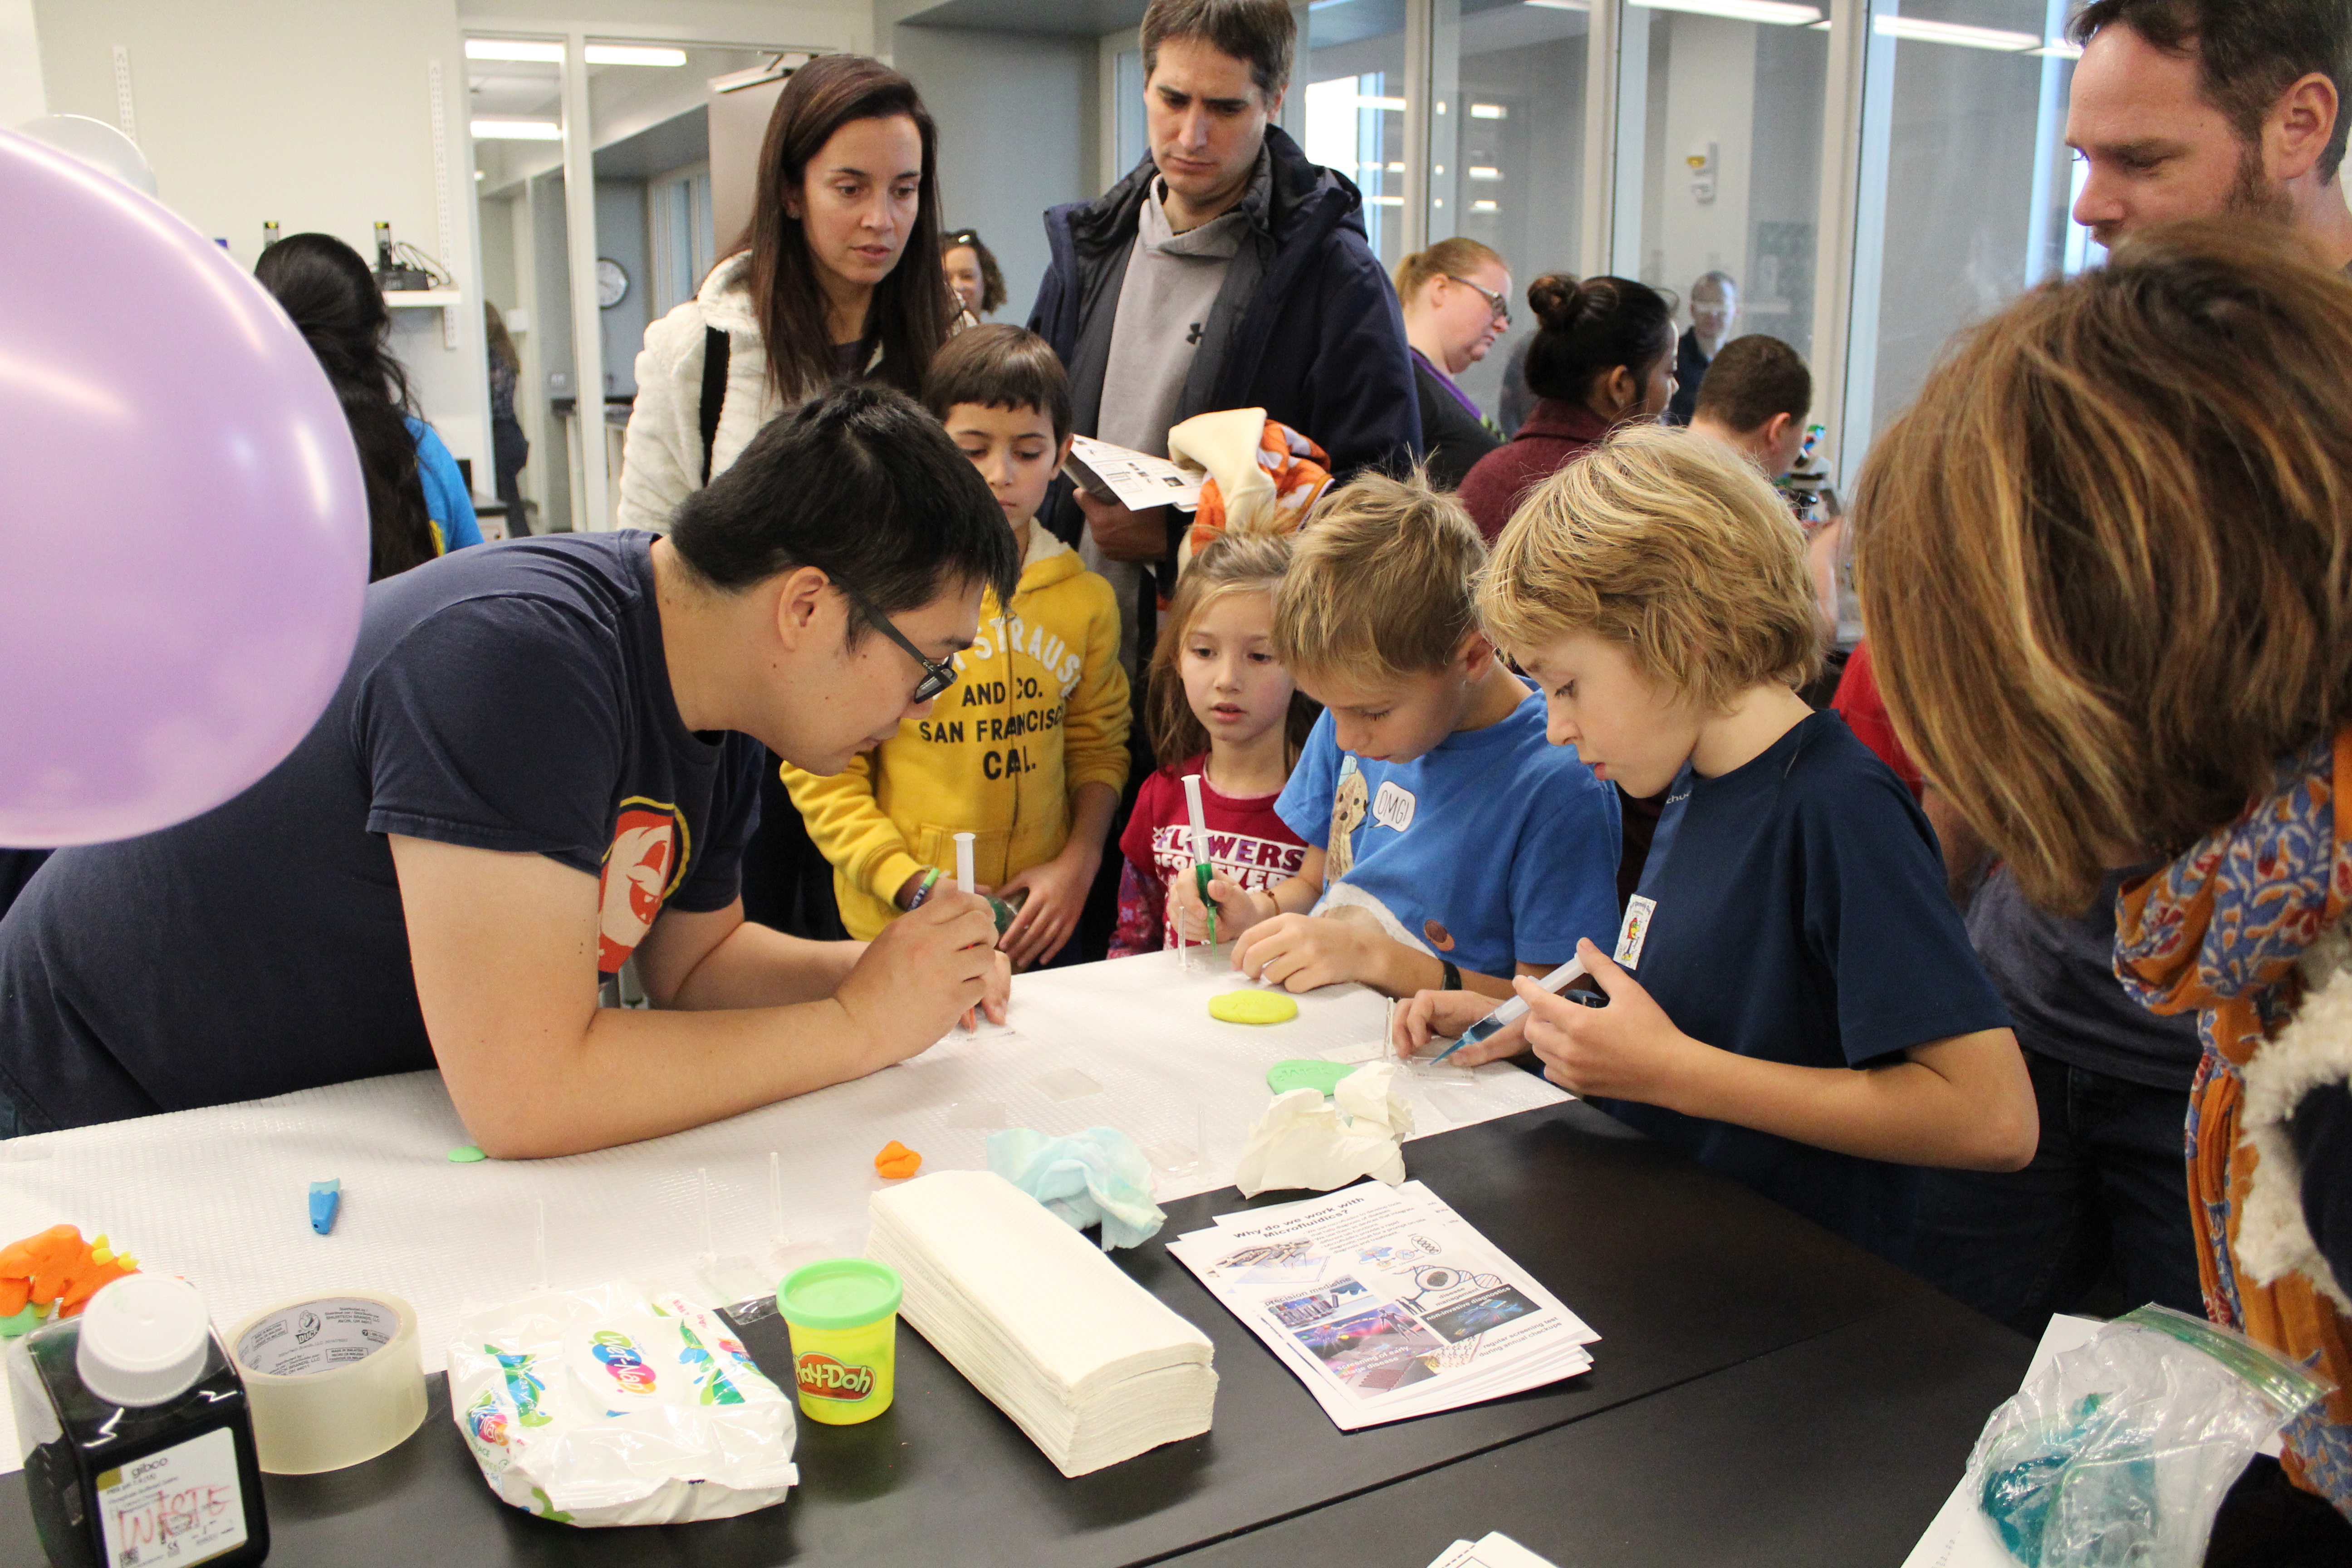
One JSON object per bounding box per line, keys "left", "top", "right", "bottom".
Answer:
{"left": 1167, "top": 1181, "right": 1598, "bottom": 1430}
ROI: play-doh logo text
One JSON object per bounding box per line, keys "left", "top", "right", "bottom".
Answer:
{"left": 796, "top": 1353, "right": 874, "bottom": 1401}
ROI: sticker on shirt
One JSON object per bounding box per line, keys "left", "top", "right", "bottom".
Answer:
{"left": 1370, "top": 780, "right": 1416, "bottom": 834}
{"left": 598, "top": 798, "right": 691, "bottom": 975}
{"left": 1614, "top": 895, "right": 1656, "bottom": 970}
{"left": 1150, "top": 826, "right": 1305, "bottom": 890}
{"left": 1328, "top": 760, "right": 1371, "bottom": 881}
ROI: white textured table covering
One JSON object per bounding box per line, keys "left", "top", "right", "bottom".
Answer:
{"left": 0, "top": 946, "right": 1565, "bottom": 1469}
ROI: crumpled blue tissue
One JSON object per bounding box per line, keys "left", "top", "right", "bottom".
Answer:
{"left": 986, "top": 1126, "right": 1167, "bottom": 1250}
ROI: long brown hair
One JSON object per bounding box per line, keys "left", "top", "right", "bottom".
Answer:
{"left": 255, "top": 233, "right": 436, "bottom": 581}
{"left": 1148, "top": 532, "right": 1319, "bottom": 774}
{"left": 729, "top": 55, "right": 954, "bottom": 400}
{"left": 1854, "top": 219, "right": 2352, "bottom": 909}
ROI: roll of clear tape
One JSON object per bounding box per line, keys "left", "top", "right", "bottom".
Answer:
{"left": 226, "top": 1292, "right": 428, "bottom": 1474}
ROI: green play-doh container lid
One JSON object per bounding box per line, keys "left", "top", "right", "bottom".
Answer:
{"left": 778, "top": 1258, "right": 904, "bottom": 1330}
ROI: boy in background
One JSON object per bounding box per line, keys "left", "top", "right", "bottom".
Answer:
{"left": 786, "top": 327, "right": 1130, "bottom": 969}
{"left": 1181, "top": 473, "right": 1620, "bottom": 997}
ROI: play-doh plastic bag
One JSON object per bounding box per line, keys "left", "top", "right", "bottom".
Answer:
{"left": 447, "top": 1281, "right": 798, "bottom": 1526}
{"left": 1964, "top": 1304, "right": 2329, "bottom": 1568}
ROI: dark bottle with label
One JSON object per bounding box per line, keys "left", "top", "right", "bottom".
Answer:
{"left": 7, "top": 1274, "right": 269, "bottom": 1568}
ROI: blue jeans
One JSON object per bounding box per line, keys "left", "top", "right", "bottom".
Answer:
{"left": 1911, "top": 1049, "right": 2203, "bottom": 1336}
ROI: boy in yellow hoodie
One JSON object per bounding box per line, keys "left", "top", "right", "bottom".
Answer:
{"left": 784, "top": 326, "right": 1130, "bottom": 967}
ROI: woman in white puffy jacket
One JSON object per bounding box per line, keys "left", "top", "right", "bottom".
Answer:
{"left": 618, "top": 55, "right": 963, "bottom": 533}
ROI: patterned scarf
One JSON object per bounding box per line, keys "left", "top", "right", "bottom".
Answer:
{"left": 2115, "top": 729, "right": 2352, "bottom": 1514}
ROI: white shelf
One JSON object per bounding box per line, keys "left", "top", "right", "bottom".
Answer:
{"left": 383, "top": 289, "right": 462, "bottom": 307}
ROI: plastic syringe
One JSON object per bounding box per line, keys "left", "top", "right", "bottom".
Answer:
{"left": 1426, "top": 954, "right": 1589, "bottom": 1063}
{"left": 1182, "top": 773, "right": 1214, "bottom": 947}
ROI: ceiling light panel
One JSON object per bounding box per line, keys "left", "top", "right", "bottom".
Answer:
{"left": 471, "top": 118, "right": 562, "bottom": 141}
{"left": 1872, "top": 15, "right": 2040, "bottom": 50}
{"left": 584, "top": 45, "right": 687, "bottom": 67}
{"left": 1628, "top": 0, "right": 1823, "bottom": 24}
{"left": 466, "top": 39, "right": 563, "bottom": 63}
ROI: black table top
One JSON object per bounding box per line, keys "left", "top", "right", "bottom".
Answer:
{"left": 3, "top": 1102, "right": 2028, "bottom": 1567}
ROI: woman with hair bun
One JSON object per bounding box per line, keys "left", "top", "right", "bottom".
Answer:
{"left": 1455, "top": 273, "right": 1676, "bottom": 544}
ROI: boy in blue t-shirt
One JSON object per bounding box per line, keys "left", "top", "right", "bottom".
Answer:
{"left": 1393, "top": 426, "right": 2035, "bottom": 1261}
{"left": 1176, "top": 473, "right": 1621, "bottom": 1000}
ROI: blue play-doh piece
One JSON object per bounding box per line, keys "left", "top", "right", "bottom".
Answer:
{"left": 309, "top": 1178, "right": 341, "bottom": 1235}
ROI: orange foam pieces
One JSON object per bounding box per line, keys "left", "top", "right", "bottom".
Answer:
{"left": 0, "top": 1224, "right": 139, "bottom": 1318}
{"left": 873, "top": 1140, "right": 922, "bottom": 1180}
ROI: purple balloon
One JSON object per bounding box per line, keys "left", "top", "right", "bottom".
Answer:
{"left": 0, "top": 129, "right": 368, "bottom": 846}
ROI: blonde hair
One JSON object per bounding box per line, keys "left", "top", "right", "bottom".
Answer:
{"left": 1856, "top": 219, "right": 2352, "bottom": 910}
{"left": 1147, "top": 531, "right": 1319, "bottom": 773}
{"left": 1395, "top": 237, "right": 1505, "bottom": 306}
{"left": 1479, "top": 424, "right": 1819, "bottom": 712}
{"left": 1274, "top": 470, "right": 1487, "bottom": 686}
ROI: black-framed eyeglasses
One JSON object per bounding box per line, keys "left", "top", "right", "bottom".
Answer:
{"left": 1446, "top": 274, "right": 1511, "bottom": 327}
{"left": 845, "top": 588, "right": 959, "bottom": 703}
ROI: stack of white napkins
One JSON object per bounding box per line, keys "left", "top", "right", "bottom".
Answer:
{"left": 867, "top": 1171, "right": 1216, "bottom": 1476}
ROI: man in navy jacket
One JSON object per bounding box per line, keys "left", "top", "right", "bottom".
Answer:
{"left": 1028, "top": 0, "right": 1418, "bottom": 691}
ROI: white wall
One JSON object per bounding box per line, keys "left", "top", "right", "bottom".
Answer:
{"left": 1651, "top": 16, "right": 1755, "bottom": 300}
{"left": 876, "top": 2, "right": 1100, "bottom": 327}
{"left": 34, "top": 0, "right": 492, "bottom": 482}
{"left": 595, "top": 178, "right": 649, "bottom": 396}
{"left": 888, "top": 26, "right": 1096, "bottom": 322}
{"left": 0, "top": 0, "right": 44, "bottom": 123}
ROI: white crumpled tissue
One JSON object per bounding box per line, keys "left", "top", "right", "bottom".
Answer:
{"left": 1233, "top": 1062, "right": 1414, "bottom": 1197}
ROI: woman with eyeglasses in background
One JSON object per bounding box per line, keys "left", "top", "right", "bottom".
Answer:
{"left": 1394, "top": 237, "right": 1511, "bottom": 491}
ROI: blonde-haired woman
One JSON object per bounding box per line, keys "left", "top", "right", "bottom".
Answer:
{"left": 1857, "top": 220, "right": 2352, "bottom": 1544}
{"left": 1395, "top": 237, "right": 1511, "bottom": 489}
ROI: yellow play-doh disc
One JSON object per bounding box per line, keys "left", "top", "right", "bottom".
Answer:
{"left": 1209, "top": 990, "right": 1299, "bottom": 1025}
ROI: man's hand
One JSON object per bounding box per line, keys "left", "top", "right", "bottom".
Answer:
{"left": 835, "top": 891, "right": 1003, "bottom": 1062}
{"left": 1391, "top": 988, "right": 1525, "bottom": 1064}
{"left": 1173, "top": 869, "right": 1275, "bottom": 946}
{"left": 1230, "top": 912, "right": 1382, "bottom": 993}
{"left": 967, "top": 946, "right": 1012, "bottom": 1032}
{"left": 997, "top": 844, "right": 1098, "bottom": 970}
{"left": 1074, "top": 490, "right": 1173, "bottom": 564}
{"left": 1523, "top": 939, "right": 1707, "bottom": 1100}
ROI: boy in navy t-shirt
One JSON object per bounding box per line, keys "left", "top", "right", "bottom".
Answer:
{"left": 1394, "top": 427, "right": 2034, "bottom": 1261}
{"left": 1178, "top": 473, "right": 1621, "bottom": 1000}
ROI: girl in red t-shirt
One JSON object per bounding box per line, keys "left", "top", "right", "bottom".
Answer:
{"left": 1111, "top": 533, "right": 1318, "bottom": 957}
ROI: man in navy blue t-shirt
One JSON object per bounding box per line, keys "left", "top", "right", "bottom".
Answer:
{"left": 1397, "top": 428, "right": 2034, "bottom": 1263}
{"left": 0, "top": 388, "right": 1019, "bottom": 1154}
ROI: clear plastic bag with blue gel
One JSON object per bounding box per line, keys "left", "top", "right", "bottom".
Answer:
{"left": 1965, "top": 1304, "right": 2331, "bottom": 1567}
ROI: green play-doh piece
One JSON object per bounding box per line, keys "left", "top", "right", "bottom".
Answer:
{"left": 447, "top": 1145, "right": 487, "bottom": 1163}
{"left": 1266, "top": 1059, "right": 1359, "bottom": 1097}
{"left": 0, "top": 1303, "right": 39, "bottom": 1338}
{"left": 1210, "top": 990, "right": 1299, "bottom": 1026}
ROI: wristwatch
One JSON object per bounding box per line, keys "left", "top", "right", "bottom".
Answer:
{"left": 905, "top": 867, "right": 941, "bottom": 911}
{"left": 1441, "top": 959, "right": 1462, "bottom": 993}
